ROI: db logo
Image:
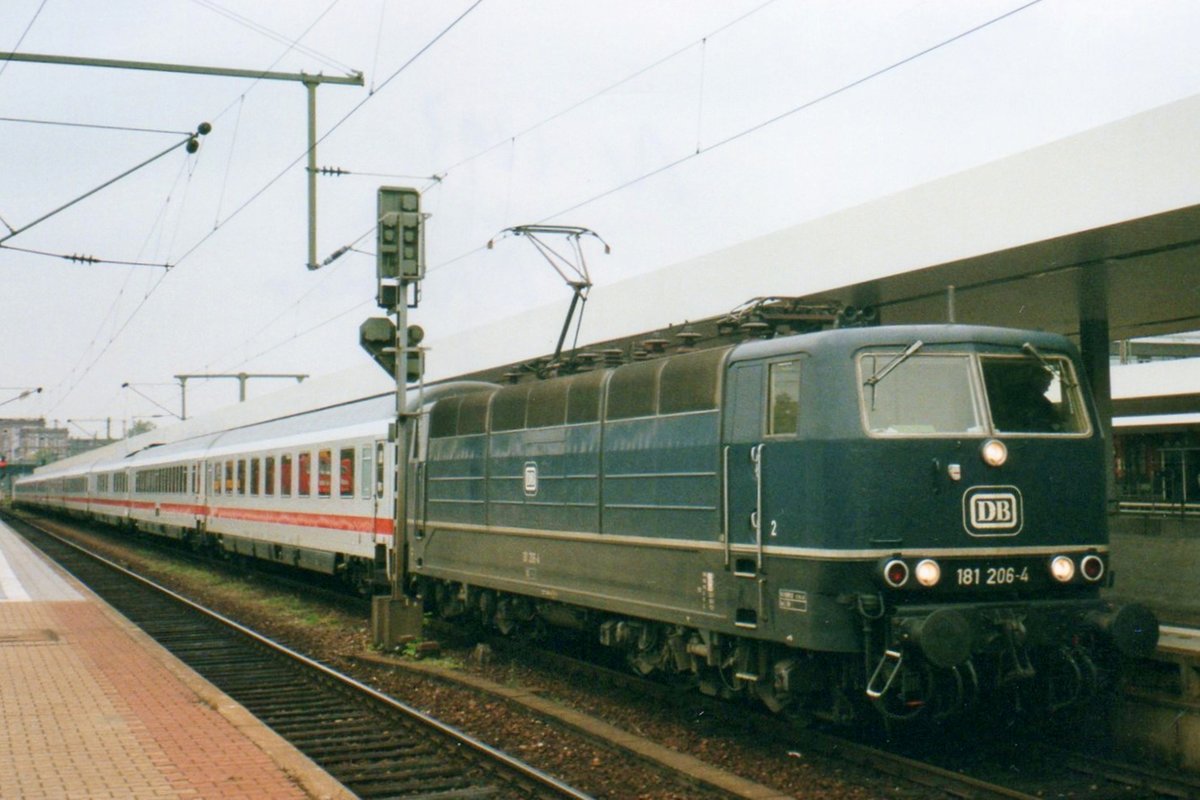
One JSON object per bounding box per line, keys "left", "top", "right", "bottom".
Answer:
{"left": 963, "top": 487, "right": 1023, "bottom": 536}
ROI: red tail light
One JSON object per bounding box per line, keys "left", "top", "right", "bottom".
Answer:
{"left": 883, "top": 559, "right": 909, "bottom": 588}
{"left": 1080, "top": 554, "right": 1105, "bottom": 582}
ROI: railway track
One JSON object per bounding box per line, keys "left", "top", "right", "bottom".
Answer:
{"left": 16, "top": 509, "right": 1200, "bottom": 799}
{"left": 8, "top": 514, "right": 593, "bottom": 800}
{"left": 481, "top": 633, "right": 1200, "bottom": 800}
{"left": 470, "top": 638, "right": 1050, "bottom": 800}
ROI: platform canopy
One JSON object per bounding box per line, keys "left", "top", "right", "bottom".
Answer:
{"left": 430, "top": 91, "right": 1200, "bottom": 383}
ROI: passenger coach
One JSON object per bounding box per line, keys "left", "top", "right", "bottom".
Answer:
{"left": 16, "top": 394, "right": 396, "bottom": 592}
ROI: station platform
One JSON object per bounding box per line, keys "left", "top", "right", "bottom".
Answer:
{"left": 0, "top": 519, "right": 352, "bottom": 800}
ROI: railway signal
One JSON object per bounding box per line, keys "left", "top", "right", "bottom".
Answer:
{"left": 368, "top": 186, "right": 426, "bottom": 646}
{"left": 376, "top": 187, "right": 424, "bottom": 285}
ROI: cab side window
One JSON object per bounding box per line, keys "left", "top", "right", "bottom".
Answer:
{"left": 767, "top": 361, "right": 801, "bottom": 436}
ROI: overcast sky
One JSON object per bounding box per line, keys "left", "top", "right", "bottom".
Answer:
{"left": 2, "top": 0, "right": 1199, "bottom": 437}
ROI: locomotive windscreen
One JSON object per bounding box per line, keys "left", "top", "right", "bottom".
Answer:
{"left": 859, "top": 349, "right": 1090, "bottom": 436}
{"left": 861, "top": 353, "right": 982, "bottom": 435}
{"left": 981, "top": 355, "right": 1089, "bottom": 434}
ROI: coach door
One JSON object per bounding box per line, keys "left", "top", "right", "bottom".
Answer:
{"left": 370, "top": 440, "right": 389, "bottom": 543}
{"left": 193, "top": 460, "right": 204, "bottom": 526}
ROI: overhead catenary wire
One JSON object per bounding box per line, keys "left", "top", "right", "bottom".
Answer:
{"left": 424, "top": 0, "right": 1044, "bottom": 278}
{"left": 41, "top": 0, "right": 674, "bottom": 411}
{"left": 154, "top": 0, "right": 781, "bottom": 379}
{"left": 43, "top": 269, "right": 170, "bottom": 414}
{"left": 34, "top": 1, "right": 1044, "bottom": 424}
{"left": 224, "top": 294, "right": 374, "bottom": 370}
{"left": 0, "top": 124, "right": 209, "bottom": 246}
{"left": 539, "top": 0, "right": 1043, "bottom": 224}
{"left": 436, "top": 0, "right": 780, "bottom": 180}
{"left": 45, "top": 151, "right": 208, "bottom": 414}
{"left": 204, "top": 0, "right": 358, "bottom": 126}
{"left": 71, "top": 0, "right": 753, "bottom": 404}
{"left": 0, "top": 243, "right": 171, "bottom": 268}
{"left": 172, "top": 0, "right": 484, "bottom": 269}
{"left": 0, "top": 116, "right": 192, "bottom": 136}
{"left": 30, "top": 1, "right": 386, "bottom": 415}
{"left": 212, "top": 94, "right": 245, "bottom": 229}
{"left": 207, "top": 239, "right": 360, "bottom": 374}
{"left": 369, "top": 0, "right": 387, "bottom": 94}
{"left": 189, "top": 0, "right": 356, "bottom": 77}
{"left": 0, "top": 0, "right": 48, "bottom": 83}
{"left": 49, "top": 2, "right": 485, "bottom": 404}
{"left": 4, "top": 0, "right": 338, "bottom": 407}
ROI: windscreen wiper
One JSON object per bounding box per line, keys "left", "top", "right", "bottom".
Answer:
{"left": 864, "top": 340, "right": 924, "bottom": 387}
{"left": 1021, "top": 342, "right": 1076, "bottom": 387}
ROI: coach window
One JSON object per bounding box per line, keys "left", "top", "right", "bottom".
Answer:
{"left": 318, "top": 449, "right": 332, "bottom": 498}
{"left": 767, "top": 361, "right": 801, "bottom": 436}
{"left": 359, "top": 445, "right": 372, "bottom": 499}
{"left": 237, "top": 460, "right": 247, "bottom": 495}
{"left": 298, "top": 452, "right": 312, "bottom": 497}
{"left": 225, "top": 461, "right": 234, "bottom": 494}
{"left": 249, "top": 458, "right": 260, "bottom": 496}
{"left": 340, "top": 448, "right": 355, "bottom": 498}
{"left": 281, "top": 454, "right": 293, "bottom": 497}
{"left": 264, "top": 457, "right": 275, "bottom": 496}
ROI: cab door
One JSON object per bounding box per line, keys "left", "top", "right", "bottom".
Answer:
{"left": 723, "top": 358, "right": 805, "bottom": 574}
{"left": 723, "top": 362, "right": 765, "bottom": 576}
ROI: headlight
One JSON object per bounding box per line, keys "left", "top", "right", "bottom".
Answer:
{"left": 1050, "top": 555, "right": 1075, "bottom": 583}
{"left": 981, "top": 439, "right": 1008, "bottom": 467}
{"left": 914, "top": 559, "right": 941, "bottom": 587}
{"left": 1080, "top": 554, "right": 1105, "bottom": 582}
{"left": 883, "top": 559, "right": 909, "bottom": 588}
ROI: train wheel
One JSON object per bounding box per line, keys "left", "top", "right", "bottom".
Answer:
{"left": 868, "top": 657, "right": 936, "bottom": 722}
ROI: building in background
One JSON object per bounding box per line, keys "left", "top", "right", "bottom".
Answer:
{"left": 1, "top": 418, "right": 69, "bottom": 465}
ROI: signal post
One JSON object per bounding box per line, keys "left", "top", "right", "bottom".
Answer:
{"left": 363, "top": 187, "right": 426, "bottom": 647}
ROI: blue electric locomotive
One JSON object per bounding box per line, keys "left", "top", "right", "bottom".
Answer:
{"left": 407, "top": 323, "right": 1157, "bottom": 722}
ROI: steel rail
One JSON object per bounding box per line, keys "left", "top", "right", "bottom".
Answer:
{"left": 12, "top": 514, "right": 594, "bottom": 800}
